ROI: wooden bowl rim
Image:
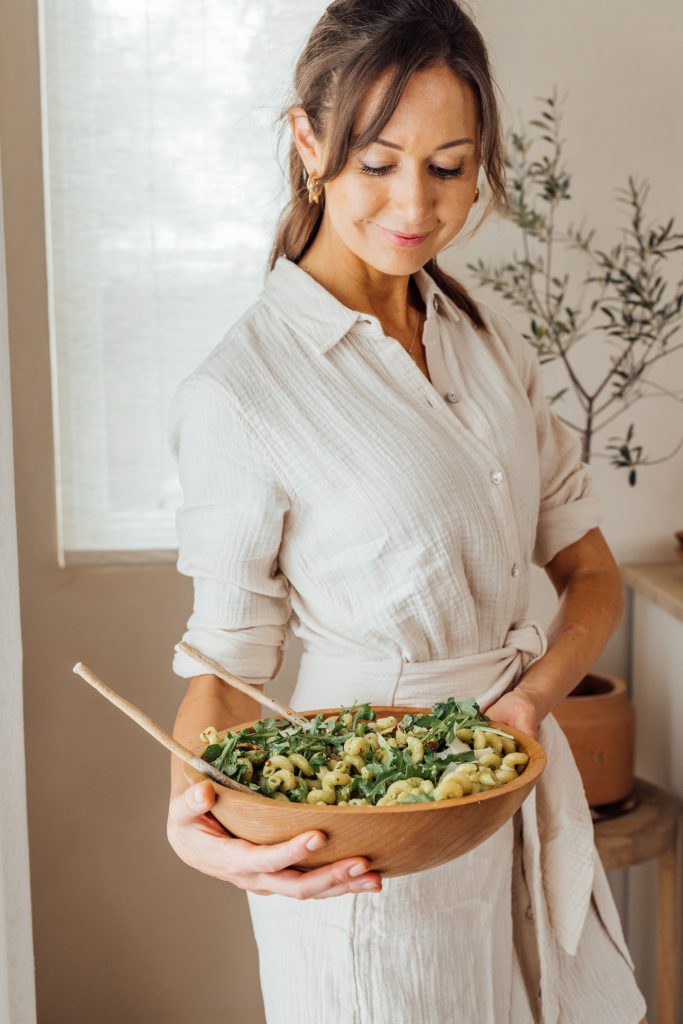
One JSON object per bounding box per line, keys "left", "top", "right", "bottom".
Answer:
{"left": 184, "top": 704, "right": 547, "bottom": 813}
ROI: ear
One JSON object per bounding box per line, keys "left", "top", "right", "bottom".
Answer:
{"left": 287, "top": 105, "right": 324, "bottom": 174}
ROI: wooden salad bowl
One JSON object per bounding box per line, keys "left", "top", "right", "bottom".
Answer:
{"left": 182, "top": 705, "right": 547, "bottom": 878}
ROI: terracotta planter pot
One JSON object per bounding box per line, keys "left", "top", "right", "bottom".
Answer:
{"left": 553, "top": 672, "right": 635, "bottom": 807}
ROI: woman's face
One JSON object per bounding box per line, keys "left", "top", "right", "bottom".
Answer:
{"left": 301, "top": 63, "right": 481, "bottom": 274}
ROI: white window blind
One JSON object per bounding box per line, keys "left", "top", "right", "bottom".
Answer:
{"left": 38, "top": 0, "right": 325, "bottom": 565}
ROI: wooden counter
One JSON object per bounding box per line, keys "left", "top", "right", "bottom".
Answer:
{"left": 621, "top": 561, "right": 683, "bottom": 625}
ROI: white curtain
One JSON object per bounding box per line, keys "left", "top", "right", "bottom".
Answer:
{"left": 38, "top": 1, "right": 327, "bottom": 563}
{"left": 0, "top": 145, "right": 37, "bottom": 1023}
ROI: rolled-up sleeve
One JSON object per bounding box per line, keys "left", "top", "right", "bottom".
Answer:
{"left": 167, "top": 376, "right": 292, "bottom": 681}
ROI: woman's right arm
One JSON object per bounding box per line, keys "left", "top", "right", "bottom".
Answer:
{"left": 166, "top": 673, "right": 382, "bottom": 899}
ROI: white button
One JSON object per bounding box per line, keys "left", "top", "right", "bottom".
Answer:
{"left": 511, "top": 562, "right": 520, "bottom": 577}
{"left": 446, "top": 392, "right": 459, "bottom": 403}
{"left": 432, "top": 294, "right": 441, "bottom": 311}
{"left": 490, "top": 469, "right": 504, "bottom": 484}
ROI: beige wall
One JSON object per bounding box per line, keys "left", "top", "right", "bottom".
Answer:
{"left": 1, "top": 1, "right": 680, "bottom": 1022}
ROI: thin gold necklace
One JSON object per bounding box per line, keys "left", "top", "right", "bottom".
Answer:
{"left": 406, "top": 308, "right": 423, "bottom": 356}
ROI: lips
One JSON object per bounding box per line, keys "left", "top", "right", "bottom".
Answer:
{"left": 376, "top": 224, "right": 432, "bottom": 248}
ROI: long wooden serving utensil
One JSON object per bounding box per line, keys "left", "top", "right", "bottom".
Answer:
{"left": 176, "top": 641, "right": 311, "bottom": 730}
{"left": 72, "top": 661, "right": 258, "bottom": 795}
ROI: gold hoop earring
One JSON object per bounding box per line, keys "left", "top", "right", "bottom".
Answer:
{"left": 472, "top": 187, "right": 480, "bottom": 205}
{"left": 306, "top": 169, "right": 323, "bottom": 205}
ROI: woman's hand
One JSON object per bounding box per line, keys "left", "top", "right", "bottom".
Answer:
{"left": 167, "top": 780, "right": 382, "bottom": 899}
{"left": 481, "top": 686, "right": 546, "bottom": 740}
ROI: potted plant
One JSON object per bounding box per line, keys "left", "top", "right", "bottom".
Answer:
{"left": 467, "top": 88, "right": 683, "bottom": 484}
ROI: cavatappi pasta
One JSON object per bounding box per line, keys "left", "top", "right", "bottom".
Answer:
{"left": 199, "top": 697, "right": 530, "bottom": 807}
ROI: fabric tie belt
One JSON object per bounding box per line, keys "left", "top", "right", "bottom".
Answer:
{"left": 291, "top": 620, "right": 633, "bottom": 1024}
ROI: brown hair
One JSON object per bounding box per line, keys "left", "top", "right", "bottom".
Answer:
{"left": 268, "top": 0, "right": 509, "bottom": 331}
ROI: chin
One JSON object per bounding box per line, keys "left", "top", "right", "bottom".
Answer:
{"left": 375, "top": 250, "right": 435, "bottom": 275}
{"left": 352, "top": 241, "right": 432, "bottom": 275}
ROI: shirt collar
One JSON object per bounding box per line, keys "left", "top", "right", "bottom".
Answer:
{"left": 261, "top": 255, "right": 460, "bottom": 355}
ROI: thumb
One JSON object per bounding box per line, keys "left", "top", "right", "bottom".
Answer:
{"left": 521, "top": 717, "right": 538, "bottom": 740}
{"left": 169, "top": 780, "right": 216, "bottom": 826}
{"left": 514, "top": 707, "right": 538, "bottom": 738}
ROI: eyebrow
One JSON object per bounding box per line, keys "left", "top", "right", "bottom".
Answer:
{"left": 373, "top": 136, "right": 475, "bottom": 151}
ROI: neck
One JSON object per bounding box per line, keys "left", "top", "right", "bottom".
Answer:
{"left": 297, "top": 222, "right": 425, "bottom": 331}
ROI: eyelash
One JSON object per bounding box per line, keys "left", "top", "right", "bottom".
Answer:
{"left": 359, "top": 162, "right": 466, "bottom": 179}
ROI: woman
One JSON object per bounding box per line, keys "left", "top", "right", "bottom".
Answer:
{"left": 166, "top": 2, "right": 648, "bottom": 1021}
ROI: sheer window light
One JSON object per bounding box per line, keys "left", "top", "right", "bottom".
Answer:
{"left": 38, "top": 0, "right": 325, "bottom": 565}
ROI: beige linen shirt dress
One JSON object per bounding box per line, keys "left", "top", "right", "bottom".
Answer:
{"left": 168, "top": 255, "right": 647, "bottom": 1024}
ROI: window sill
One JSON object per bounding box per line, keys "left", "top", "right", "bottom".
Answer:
{"left": 60, "top": 548, "right": 178, "bottom": 569}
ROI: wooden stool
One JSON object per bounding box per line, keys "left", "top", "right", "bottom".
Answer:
{"left": 593, "top": 778, "right": 682, "bottom": 1024}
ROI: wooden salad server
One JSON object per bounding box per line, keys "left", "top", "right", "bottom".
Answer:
{"left": 72, "top": 661, "right": 258, "bottom": 795}
{"left": 176, "top": 641, "right": 311, "bottom": 729}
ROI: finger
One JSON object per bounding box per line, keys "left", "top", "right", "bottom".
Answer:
{"left": 226, "top": 829, "right": 330, "bottom": 874}
{"left": 315, "top": 875, "right": 383, "bottom": 899}
{"left": 249, "top": 860, "right": 382, "bottom": 900}
{"left": 169, "top": 795, "right": 330, "bottom": 879}
{"left": 168, "top": 781, "right": 217, "bottom": 827}
{"left": 245, "top": 870, "right": 382, "bottom": 899}
{"left": 282, "top": 865, "right": 382, "bottom": 900}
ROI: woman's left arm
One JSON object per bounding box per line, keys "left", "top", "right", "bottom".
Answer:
{"left": 483, "top": 527, "right": 623, "bottom": 738}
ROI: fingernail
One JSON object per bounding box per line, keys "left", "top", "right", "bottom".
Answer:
{"left": 193, "top": 785, "right": 206, "bottom": 805}
{"left": 305, "top": 833, "right": 326, "bottom": 851}
{"left": 362, "top": 881, "right": 380, "bottom": 891}
{"left": 348, "top": 862, "right": 367, "bottom": 877}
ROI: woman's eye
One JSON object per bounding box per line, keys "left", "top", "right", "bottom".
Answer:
{"left": 359, "top": 162, "right": 465, "bottom": 179}
{"left": 431, "top": 164, "right": 465, "bottom": 179}
{"left": 359, "top": 163, "right": 392, "bottom": 176}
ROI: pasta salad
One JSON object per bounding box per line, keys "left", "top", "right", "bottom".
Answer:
{"left": 199, "top": 697, "right": 529, "bottom": 807}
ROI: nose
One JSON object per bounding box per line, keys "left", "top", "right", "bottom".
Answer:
{"left": 393, "top": 167, "right": 435, "bottom": 231}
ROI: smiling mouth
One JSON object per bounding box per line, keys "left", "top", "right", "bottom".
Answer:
{"left": 381, "top": 228, "right": 431, "bottom": 239}
{"left": 375, "top": 224, "right": 434, "bottom": 246}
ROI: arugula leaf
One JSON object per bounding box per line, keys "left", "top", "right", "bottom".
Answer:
{"left": 202, "top": 743, "right": 224, "bottom": 762}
